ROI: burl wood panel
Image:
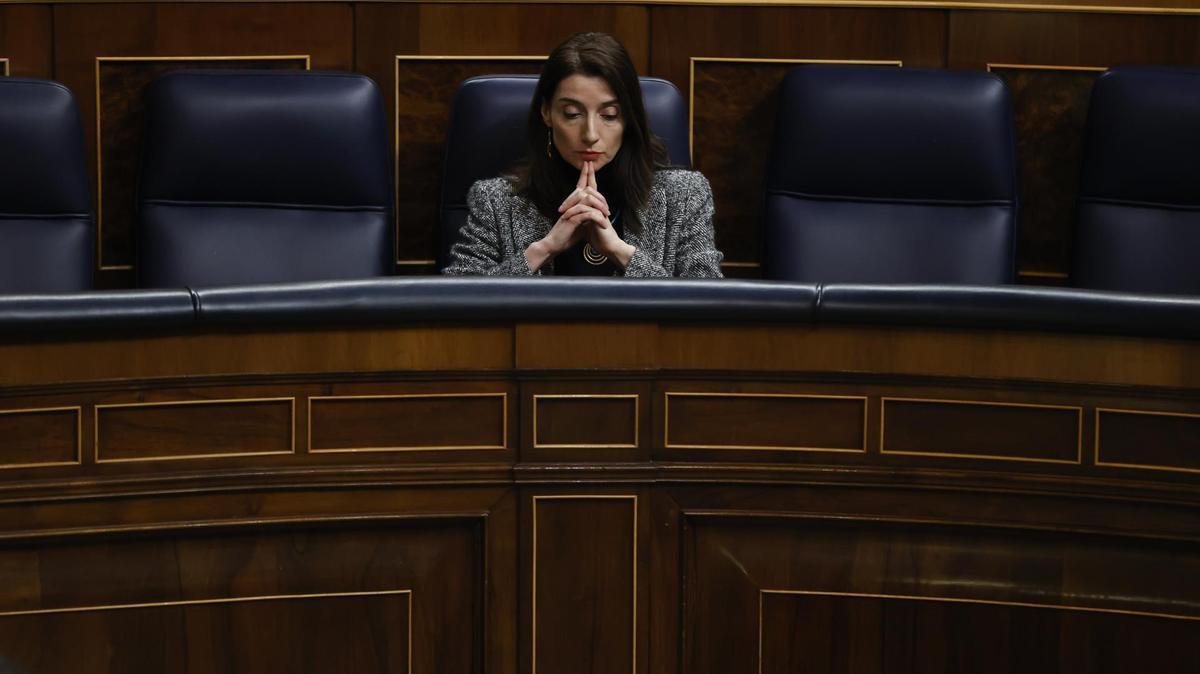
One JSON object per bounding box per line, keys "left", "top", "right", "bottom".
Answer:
{"left": 991, "top": 66, "right": 1102, "bottom": 282}
{"left": 0, "top": 5, "right": 51, "bottom": 78}
{"left": 354, "top": 3, "right": 649, "bottom": 272}
{"left": 0, "top": 519, "right": 481, "bottom": 673}
{"left": 1096, "top": 408, "right": 1200, "bottom": 474}
{"left": 96, "top": 56, "right": 307, "bottom": 269}
{"left": 96, "top": 398, "right": 294, "bottom": 462}
{"left": 533, "top": 395, "right": 639, "bottom": 448}
{"left": 53, "top": 2, "right": 354, "bottom": 285}
{"left": 532, "top": 496, "right": 637, "bottom": 674}
{"left": 760, "top": 592, "right": 1200, "bottom": 674}
{"left": 664, "top": 392, "right": 866, "bottom": 453}
{"left": 0, "top": 407, "right": 80, "bottom": 468}
{"left": 0, "top": 593, "right": 410, "bottom": 673}
{"left": 310, "top": 392, "right": 507, "bottom": 452}
{"left": 684, "top": 515, "right": 1200, "bottom": 674}
{"left": 881, "top": 398, "right": 1081, "bottom": 464}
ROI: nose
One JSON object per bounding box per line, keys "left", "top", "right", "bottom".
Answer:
{"left": 582, "top": 114, "right": 600, "bottom": 145}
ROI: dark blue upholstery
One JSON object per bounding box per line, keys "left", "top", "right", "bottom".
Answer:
{"left": 438, "top": 74, "right": 690, "bottom": 270}
{"left": 763, "top": 65, "right": 1017, "bottom": 284}
{"left": 0, "top": 289, "right": 194, "bottom": 334}
{"left": 1075, "top": 67, "right": 1200, "bottom": 294}
{"left": 0, "top": 78, "right": 93, "bottom": 292}
{"left": 137, "top": 70, "right": 393, "bottom": 287}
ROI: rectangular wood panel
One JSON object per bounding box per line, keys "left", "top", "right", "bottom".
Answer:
{"left": 0, "top": 407, "right": 80, "bottom": 469}
{"left": 882, "top": 398, "right": 1081, "bottom": 464}
{"left": 96, "top": 398, "right": 294, "bottom": 462}
{"left": 533, "top": 395, "right": 638, "bottom": 448}
{"left": 665, "top": 392, "right": 866, "bottom": 453}
{"left": 0, "top": 5, "right": 52, "bottom": 78}
{"left": 1096, "top": 408, "right": 1200, "bottom": 474}
{"left": 532, "top": 495, "right": 636, "bottom": 674}
{"left": 309, "top": 393, "right": 507, "bottom": 452}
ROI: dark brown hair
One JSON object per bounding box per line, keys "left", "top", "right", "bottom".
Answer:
{"left": 512, "top": 32, "right": 669, "bottom": 232}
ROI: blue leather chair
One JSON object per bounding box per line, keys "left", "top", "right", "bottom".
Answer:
{"left": 438, "top": 74, "right": 690, "bottom": 270}
{"left": 137, "top": 71, "right": 394, "bottom": 287}
{"left": 0, "top": 78, "right": 93, "bottom": 292}
{"left": 762, "top": 65, "right": 1018, "bottom": 283}
{"left": 1075, "top": 67, "right": 1200, "bottom": 294}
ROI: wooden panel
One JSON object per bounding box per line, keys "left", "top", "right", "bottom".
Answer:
{"left": 0, "top": 593, "right": 411, "bottom": 673}
{"left": 664, "top": 392, "right": 866, "bottom": 453}
{"left": 310, "top": 392, "right": 507, "bottom": 452}
{"left": 0, "top": 406, "right": 80, "bottom": 469}
{"left": 533, "top": 394, "right": 639, "bottom": 448}
{"left": 531, "top": 495, "right": 637, "bottom": 674}
{"left": 96, "top": 397, "right": 294, "bottom": 462}
{"left": 684, "top": 514, "right": 1200, "bottom": 674}
{"left": 760, "top": 591, "right": 1200, "bottom": 674}
{"left": 355, "top": 3, "right": 649, "bottom": 272}
{"left": 53, "top": 2, "right": 354, "bottom": 286}
{"left": 990, "top": 65, "right": 1103, "bottom": 283}
{"left": 0, "top": 5, "right": 52, "bottom": 78}
{"left": 95, "top": 56, "right": 308, "bottom": 270}
{"left": 516, "top": 323, "right": 657, "bottom": 370}
{"left": 882, "top": 397, "right": 1082, "bottom": 464}
{"left": 1097, "top": 408, "right": 1200, "bottom": 474}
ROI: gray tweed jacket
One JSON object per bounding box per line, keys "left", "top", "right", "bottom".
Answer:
{"left": 443, "top": 169, "right": 723, "bottom": 277}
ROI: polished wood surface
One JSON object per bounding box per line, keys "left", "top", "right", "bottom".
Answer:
{"left": 1, "top": 320, "right": 1199, "bottom": 671}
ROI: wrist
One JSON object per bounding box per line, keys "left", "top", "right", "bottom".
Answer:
{"left": 612, "top": 242, "right": 636, "bottom": 269}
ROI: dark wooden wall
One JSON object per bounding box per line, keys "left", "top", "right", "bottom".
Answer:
{"left": 2, "top": 1, "right": 1200, "bottom": 284}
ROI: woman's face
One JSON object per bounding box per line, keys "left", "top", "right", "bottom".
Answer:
{"left": 541, "top": 74, "right": 624, "bottom": 171}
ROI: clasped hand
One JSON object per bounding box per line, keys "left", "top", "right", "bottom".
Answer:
{"left": 533, "top": 161, "right": 634, "bottom": 269}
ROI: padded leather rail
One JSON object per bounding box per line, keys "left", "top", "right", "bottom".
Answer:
{"left": 0, "top": 289, "right": 195, "bottom": 335}
{"left": 817, "top": 284, "right": 1200, "bottom": 338}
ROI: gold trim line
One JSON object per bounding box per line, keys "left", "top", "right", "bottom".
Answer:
{"left": 665, "top": 391, "right": 869, "bottom": 453}
{"left": 307, "top": 392, "right": 508, "bottom": 453}
{"left": 0, "top": 405, "right": 83, "bottom": 470}
{"left": 532, "top": 394, "right": 639, "bottom": 449}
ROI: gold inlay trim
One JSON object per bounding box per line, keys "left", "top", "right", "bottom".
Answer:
{"left": 664, "top": 391, "right": 869, "bottom": 452}
{"left": 1095, "top": 406, "right": 1200, "bottom": 475}
{"left": 0, "top": 405, "right": 83, "bottom": 470}
{"left": 532, "top": 394, "right": 639, "bottom": 449}
{"left": 720, "top": 261, "right": 761, "bottom": 269}
{"left": 532, "top": 494, "right": 637, "bottom": 674}
{"left": 880, "top": 396, "right": 1083, "bottom": 464}
{"left": 0, "top": 59, "right": 9, "bottom": 77}
{"left": 307, "top": 392, "right": 508, "bottom": 453}
{"left": 987, "top": 63, "right": 1109, "bottom": 72}
{"left": 689, "top": 57, "right": 903, "bottom": 161}
{"left": 393, "top": 54, "right": 547, "bottom": 266}
{"left": 94, "top": 54, "right": 312, "bottom": 271}
{"left": 94, "top": 396, "right": 297, "bottom": 463}
{"left": 1017, "top": 269, "right": 1071, "bottom": 279}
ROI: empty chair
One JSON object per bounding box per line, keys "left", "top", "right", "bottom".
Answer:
{"left": 438, "top": 74, "right": 690, "bottom": 270}
{"left": 1074, "top": 67, "right": 1200, "bottom": 294}
{"left": 0, "top": 78, "right": 93, "bottom": 292}
{"left": 137, "top": 70, "right": 393, "bottom": 287}
{"left": 762, "top": 65, "right": 1018, "bottom": 283}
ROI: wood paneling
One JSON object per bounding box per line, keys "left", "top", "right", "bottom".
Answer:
{"left": 310, "top": 392, "right": 508, "bottom": 453}
{"left": 533, "top": 394, "right": 639, "bottom": 449}
{"left": 516, "top": 323, "right": 658, "bottom": 370}
{"left": 96, "top": 397, "right": 294, "bottom": 462}
{"left": 0, "top": 5, "right": 52, "bottom": 78}
{"left": 882, "top": 397, "right": 1082, "bottom": 464}
{"left": 1096, "top": 407, "right": 1200, "bottom": 474}
{"left": 530, "top": 495, "right": 638, "bottom": 674}
{"left": 0, "top": 407, "right": 80, "bottom": 469}
{"left": 663, "top": 391, "right": 866, "bottom": 454}
{"left": 52, "top": 2, "right": 353, "bottom": 283}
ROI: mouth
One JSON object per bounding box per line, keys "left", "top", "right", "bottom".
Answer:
{"left": 579, "top": 151, "right": 603, "bottom": 160}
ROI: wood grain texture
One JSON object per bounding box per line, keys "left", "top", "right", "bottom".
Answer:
{"left": 664, "top": 391, "right": 866, "bottom": 454}
{"left": 1096, "top": 407, "right": 1200, "bottom": 474}
{"left": 96, "top": 397, "right": 294, "bottom": 462}
{"left": 0, "top": 5, "right": 52, "bottom": 78}
{"left": 0, "top": 407, "right": 79, "bottom": 468}
{"left": 516, "top": 323, "right": 658, "bottom": 370}
{"left": 310, "top": 392, "right": 508, "bottom": 453}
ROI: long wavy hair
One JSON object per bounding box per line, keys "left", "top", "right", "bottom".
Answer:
{"left": 511, "top": 32, "right": 669, "bottom": 233}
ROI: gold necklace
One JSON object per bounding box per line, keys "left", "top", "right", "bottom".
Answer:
{"left": 583, "top": 243, "right": 608, "bottom": 266}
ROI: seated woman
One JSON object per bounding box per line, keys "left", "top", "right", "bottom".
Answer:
{"left": 443, "top": 32, "right": 723, "bottom": 277}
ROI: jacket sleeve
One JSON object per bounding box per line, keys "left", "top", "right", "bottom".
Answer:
{"left": 443, "top": 180, "right": 542, "bottom": 277}
{"left": 623, "top": 172, "right": 724, "bottom": 279}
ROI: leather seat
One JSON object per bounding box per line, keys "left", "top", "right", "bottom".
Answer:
{"left": 137, "top": 70, "right": 394, "bottom": 287}
{"left": 438, "top": 74, "right": 690, "bottom": 270}
{"left": 1074, "top": 67, "right": 1200, "bottom": 294}
{"left": 0, "top": 78, "right": 93, "bottom": 292}
{"left": 762, "top": 65, "right": 1018, "bottom": 284}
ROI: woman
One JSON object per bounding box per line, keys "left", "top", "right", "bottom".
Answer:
{"left": 443, "top": 32, "right": 723, "bottom": 277}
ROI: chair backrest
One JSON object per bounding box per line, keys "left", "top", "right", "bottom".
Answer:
{"left": 137, "top": 70, "right": 394, "bottom": 287}
{"left": 762, "top": 65, "right": 1018, "bottom": 284}
{"left": 438, "top": 74, "right": 690, "bottom": 270}
{"left": 1075, "top": 67, "right": 1200, "bottom": 294}
{"left": 0, "top": 78, "right": 93, "bottom": 292}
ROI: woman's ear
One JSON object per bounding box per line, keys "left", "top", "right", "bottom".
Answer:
{"left": 540, "top": 102, "right": 551, "bottom": 127}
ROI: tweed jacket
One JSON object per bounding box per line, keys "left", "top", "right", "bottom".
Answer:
{"left": 443, "top": 169, "right": 723, "bottom": 277}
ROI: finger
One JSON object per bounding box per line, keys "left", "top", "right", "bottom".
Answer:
{"left": 576, "top": 163, "right": 588, "bottom": 190}
{"left": 558, "top": 188, "right": 583, "bottom": 213}
{"left": 587, "top": 161, "right": 598, "bottom": 190}
{"left": 585, "top": 188, "right": 610, "bottom": 215}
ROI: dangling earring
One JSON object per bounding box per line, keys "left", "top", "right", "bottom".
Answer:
{"left": 546, "top": 128, "right": 553, "bottom": 158}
